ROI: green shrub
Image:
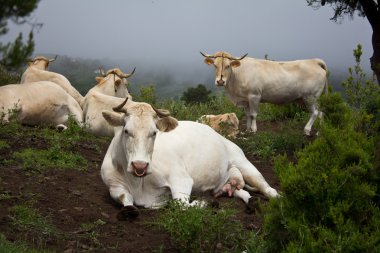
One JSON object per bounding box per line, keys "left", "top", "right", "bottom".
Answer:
{"left": 152, "top": 200, "right": 247, "bottom": 253}
{"left": 0, "top": 64, "right": 20, "bottom": 86}
{"left": 181, "top": 84, "right": 212, "bottom": 104}
{"left": 246, "top": 92, "right": 380, "bottom": 253}
{"left": 134, "top": 85, "right": 156, "bottom": 104}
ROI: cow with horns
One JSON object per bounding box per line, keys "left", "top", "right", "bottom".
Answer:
{"left": 82, "top": 67, "right": 135, "bottom": 137}
{"left": 101, "top": 98, "right": 278, "bottom": 219}
{"left": 21, "top": 55, "right": 85, "bottom": 106}
{"left": 201, "top": 51, "right": 328, "bottom": 135}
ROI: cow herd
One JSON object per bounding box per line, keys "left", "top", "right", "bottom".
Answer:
{"left": 0, "top": 52, "right": 328, "bottom": 218}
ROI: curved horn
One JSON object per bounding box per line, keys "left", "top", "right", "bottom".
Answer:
{"left": 200, "top": 51, "right": 216, "bottom": 59}
{"left": 49, "top": 55, "right": 58, "bottom": 62}
{"left": 121, "top": 67, "right": 136, "bottom": 78}
{"left": 229, "top": 53, "right": 248, "bottom": 61}
{"left": 99, "top": 67, "right": 106, "bottom": 77}
{"left": 151, "top": 105, "right": 171, "bottom": 118}
{"left": 112, "top": 97, "right": 129, "bottom": 114}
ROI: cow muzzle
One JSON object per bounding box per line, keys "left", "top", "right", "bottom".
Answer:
{"left": 216, "top": 79, "right": 225, "bottom": 86}
{"left": 131, "top": 161, "right": 149, "bottom": 177}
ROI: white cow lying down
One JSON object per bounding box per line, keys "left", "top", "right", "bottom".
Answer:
{"left": 101, "top": 98, "right": 278, "bottom": 219}
{"left": 0, "top": 81, "right": 83, "bottom": 128}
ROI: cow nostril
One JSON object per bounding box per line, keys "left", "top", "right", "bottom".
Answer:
{"left": 132, "top": 161, "right": 149, "bottom": 170}
{"left": 217, "top": 79, "right": 225, "bottom": 85}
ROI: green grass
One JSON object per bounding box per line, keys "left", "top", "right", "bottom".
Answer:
{"left": 233, "top": 122, "right": 308, "bottom": 161}
{"left": 0, "top": 233, "right": 52, "bottom": 253}
{"left": 0, "top": 140, "right": 9, "bottom": 149}
{"left": 158, "top": 92, "right": 244, "bottom": 121}
{"left": 79, "top": 219, "right": 106, "bottom": 246}
{"left": 151, "top": 200, "right": 248, "bottom": 253}
{"left": 9, "top": 205, "right": 58, "bottom": 238}
{"left": 12, "top": 147, "right": 87, "bottom": 172}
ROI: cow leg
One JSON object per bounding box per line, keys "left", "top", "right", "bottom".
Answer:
{"left": 247, "top": 95, "right": 260, "bottom": 133}
{"left": 170, "top": 177, "right": 207, "bottom": 207}
{"left": 109, "top": 186, "right": 139, "bottom": 220}
{"left": 236, "top": 160, "right": 279, "bottom": 198}
{"left": 304, "top": 101, "right": 319, "bottom": 136}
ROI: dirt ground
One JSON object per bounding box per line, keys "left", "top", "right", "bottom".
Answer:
{"left": 0, "top": 122, "right": 281, "bottom": 252}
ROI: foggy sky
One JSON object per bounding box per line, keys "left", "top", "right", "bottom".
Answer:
{"left": 4, "top": 0, "right": 373, "bottom": 81}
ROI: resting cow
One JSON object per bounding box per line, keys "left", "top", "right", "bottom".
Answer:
{"left": 101, "top": 98, "right": 278, "bottom": 219}
{"left": 201, "top": 51, "right": 328, "bottom": 135}
{"left": 197, "top": 112, "right": 239, "bottom": 138}
{"left": 21, "top": 56, "right": 84, "bottom": 106}
{"left": 82, "top": 68, "right": 134, "bottom": 137}
{"left": 0, "top": 81, "right": 83, "bottom": 128}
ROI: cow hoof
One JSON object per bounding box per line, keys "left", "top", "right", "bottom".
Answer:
{"left": 246, "top": 196, "right": 260, "bottom": 214}
{"left": 56, "top": 124, "right": 67, "bottom": 132}
{"left": 117, "top": 205, "right": 139, "bottom": 220}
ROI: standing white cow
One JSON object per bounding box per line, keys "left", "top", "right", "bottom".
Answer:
{"left": 21, "top": 56, "right": 84, "bottom": 106}
{"left": 0, "top": 81, "right": 83, "bottom": 128}
{"left": 82, "top": 68, "right": 134, "bottom": 137}
{"left": 201, "top": 51, "right": 328, "bottom": 135}
{"left": 101, "top": 98, "right": 278, "bottom": 219}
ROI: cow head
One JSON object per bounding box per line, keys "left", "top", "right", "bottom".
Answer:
{"left": 27, "top": 55, "right": 57, "bottom": 70}
{"left": 201, "top": 51, "right": 247, "bottom": 87}
{"left": 102, "top": 98, "right": 178, "bottom": 177}
{"left": 95, "top": 67, "right": 135, "bottom": 98}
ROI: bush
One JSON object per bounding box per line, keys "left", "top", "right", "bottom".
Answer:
{"left": 246, "top": 92, "right": 380, "bottom": 253}
{"left": 181, "top": 84, "right": 212, "bottom": 104}
{"left": 133, "top": 84, "right": 156, "bottom": 104}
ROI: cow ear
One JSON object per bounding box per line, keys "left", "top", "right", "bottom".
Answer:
{"left": 95, "top": 77, "right": 103, "bottom": 83}
{"left": 204, "top": 57, "right": 214, "bottom": 65}
{"left": 230, "top": 60, "right": 241, "bottom": 68}
{"left": 156, "top": 116, "right": 178, "bottom": 132}
{"left": 102, "top": 111, "right": 125, "bottom": 126}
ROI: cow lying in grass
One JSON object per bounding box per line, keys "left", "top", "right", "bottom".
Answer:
{"left": 101, "top": 98, "right": 278, "bottom": 219}
{"left": 0, "top": 81, "right": 83, "bottom": 129}
{"left": 197, "top": 112, "right": 239, "bottom": 138}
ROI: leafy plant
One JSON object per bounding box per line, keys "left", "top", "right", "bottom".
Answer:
{"left": 181, "top": 84, "right": 212, "bottom": 105}
{"left": 134, "top": 84, "right": 156, "bottom": 104}
{"left": 152, "top": 200, "right": 247, "bottom": 253}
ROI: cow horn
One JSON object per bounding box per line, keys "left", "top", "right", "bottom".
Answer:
{"left": 151, "top": 105, "right": 171, "bottom": 118}
{"left": 99, "top": 68, "right": 106, "bottom": 77}
{"left": 49, "top": 55, "right": 58, "bottom": 62}
{"left": 120, "top": 67, "right": 136, "bottom": 78}
{"left": 230, "top": 53, "right": 248, "bottom": 61}
{"left": 113, "top": 97, "right": 129, "bottom": 114}
{"left": 200, "top": 51, "right": 216, "bottom": 59}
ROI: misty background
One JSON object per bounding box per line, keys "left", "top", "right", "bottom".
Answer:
{"left": 3, "top": 0, "right": 373, "bottom": 98}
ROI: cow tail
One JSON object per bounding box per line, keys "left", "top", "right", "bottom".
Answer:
{"left": 318, "top": 60, "right": 328, "bottom": 95}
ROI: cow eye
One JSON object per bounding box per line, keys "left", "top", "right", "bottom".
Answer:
{"left": 124, "top": 129, "right": 129, "bottom": 135}
{"left": 151, "top": 131, "right": 157, "bottom": 137}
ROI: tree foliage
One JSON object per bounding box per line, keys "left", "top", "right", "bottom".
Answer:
{"left": 0, "top": 0, "right": 40, "bottom": 75}
{"left": 307, "top": 0, "right": 380, "bottom": 84}
{"left": 181, "top": 84, "right": 212, "bottom": 104}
